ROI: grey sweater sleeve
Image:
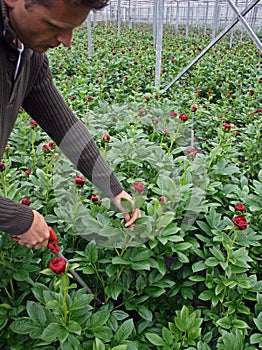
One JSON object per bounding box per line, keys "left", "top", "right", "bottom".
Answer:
{"left": 0, "top": 196, "right": 34, "bottom": 235}
{"left": 22, "top": 54, "right": 123, "bottom": 198}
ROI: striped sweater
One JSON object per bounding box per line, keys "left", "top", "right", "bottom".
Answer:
{"left": 0, "top": 1, "right": 123, "bottom": 235}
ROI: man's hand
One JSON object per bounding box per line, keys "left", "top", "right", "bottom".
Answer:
{"left": 113, "top": 190, "right": 141, "bottom": 228}
{"left": 15, "top": 210, "right": 50, "bottom": 249}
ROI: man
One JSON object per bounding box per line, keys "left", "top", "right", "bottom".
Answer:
{"left": 0, "top": 0, "right": 140, "bottom": 249}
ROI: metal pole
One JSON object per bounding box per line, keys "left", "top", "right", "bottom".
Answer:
{"left": 86, "top": 13, "right": 92, "bottom": 57}
{"left": 162, "top": 0, "right": 261, "bottom": 92}
{"left": 128, "top": 0, "right": 132, "bottom": 29}
{"left": 176, "top": 2, "right": 179, "bottom": 34}
{"left": 155, "top": 0, "right": 164, "bottom": 88}
{"left": 229, "top": 0, "right": 238, "bottom": 48}
{"left": 117, "top": 0, "right": 121, "bottom": 37}
{"left": 204, "top": 1, "right": 209, "bottom": 36}
{"left": 153, "top": 0, "right": 157, "bottom": 45}
{"left": 212, "top": 0, "right": 220, "bottom": 39}
{"left": 227, "top": 0, "right": 262, "bottom": 52}
{"left": 186, "top": 0, "right": 190, "bottom": 39}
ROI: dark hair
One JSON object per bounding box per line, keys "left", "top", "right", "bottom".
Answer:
{"left": 25, "top": 0, "right": 109, "bottom": 11}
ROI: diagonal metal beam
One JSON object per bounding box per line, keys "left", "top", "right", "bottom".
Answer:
{"left": 227, "top": 0, "right": 262, "bottom": 52}
{"left": 162, "top": 0, "right": 261, "bottom": 93}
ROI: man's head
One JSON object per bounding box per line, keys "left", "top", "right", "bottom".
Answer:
{"left": 24, "top": 0, "right": 109, "bottom": 11}
{"left": 5, "top": 0, "right": 108, "bottom": 52}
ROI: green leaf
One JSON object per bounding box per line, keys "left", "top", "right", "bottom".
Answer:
{"left": 105, "top": 283, "right": 122, "bottom": 300}
{"left": 177, "top": 251, "right": 189, "bottom": 263}
{"left": 145, "top": 332, "right": 166, "bottom": 346}
{"left": 253, "top": 312, "right": 262, "bottom": 331}
{"left": 92, "top": 326, "right": 113, "bottom": 342}
{"left": 157, "top": 212, "right": 176, "bottom": 230}
{"left": 210, "top": 246, "right": 225, "bottom": 262}
{"left": 130, "top": 248, "right": 153, "bottom": 261}
{"left": 112, "top": 257, "right": 130, "bottom": 265}
{"left": 0, "top": 317, "right": 8, "bottom": 331}
{"left": 87, "top": 310, "right": 111, "bottom": 328}
{"left": 40, "top": 323, "right": 68, "bottom": 343}
{"left": 217, "top": 329, "right": 244, "bottom": 350}
{"left": 131, "top": 261, "right": 151, "bottom": 270}
{"left": 67, "top": 320, "right": 82, "bottom": 335}
{"left": 231, "top": 319, "right": 249, "bottom": 329}
{"left": 26, "top": 301, "right": 47, "bottom": 326}
{"left": 199, "top": 290, "right": 214, "bottom": 301}
{"left": 111, "top": 310, "right": 129, "bottom": 321}
{"left": 192, "top": 261, "right": 206, "bottom": 273}
{"left": 120, "top": 198, "right": 133, "bottom": 212}
{"left": 250, "top": 333, "right": 262, "bottom": 345}
{"left": 13, "top": 270, "right": 29, "bottom": 281}
{"left": 162, "top": 326, "right": 173, "bottom": 346}
{"left": 174, "top": 242, "right": 193, "bottom": 251}
{"left": 205, "top": 257, "right": 219, "bottom": 266}
{"left": 113, "top": 319, "right": 134, "bottom": 343}
{"left": 10, "top": 318, "right": 35, "bottom": 334}
{"left": 136, "top": 305, "right": 153, "bottom": 321}
{"left": 84, "top": 241, "right": 98, "bottom": 264}
{"left": 216, "top": 317, "right": 232, "bottom": 330}
{"left": 93, "top": 337, "right": 105, "bottom": 350}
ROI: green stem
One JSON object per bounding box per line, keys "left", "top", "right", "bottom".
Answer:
{"left": 62, "top": 274, "right": 68, "bottom": 325}
{"left": 206, "top": 133, "right": 224, "bottom": 172}
{"left": 1, "top": 172, "right": 6, "bottom": 198}
{"left": 220, "top": 228, "right": 239, "bottom": 314}
{"left": 31, "top": 129, "right": 36, "bottom": 168}
{"left": 4, "top": 286, "right": 13, "bottom": 300}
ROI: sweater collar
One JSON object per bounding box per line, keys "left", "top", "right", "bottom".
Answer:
{"left": 1, "top": 0, "right": 20, "bottom": 47}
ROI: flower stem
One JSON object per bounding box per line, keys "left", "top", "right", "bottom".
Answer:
{"left": 62, "top": 274, "right": 68, "bottom": 325}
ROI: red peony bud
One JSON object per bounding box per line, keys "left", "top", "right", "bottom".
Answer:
{"left": 42, "top": 144, "right": 51, "bottom": 152}
{"left": 21, "top": 198, "right": 31, "bottom": 206}
{"left": 29, "top": 120, "right": 38, "bottom": 127}
{"left": 234, "top": 204, "right": 245, "bottom": 212}
{"left": 159, "top": 196, "right": 168, "bottom": 203}
{"left": 222, "top": 123, "right": 232, "bottom": 131}
{"left": 49, "top": 141, "right": 56, "bottom": 148}
{"left": 233, "top": 215, "right": 248, "bottom": 230}
{"left": 102, "top": 133, "right": 110, "bottom": 142}
{"left": 170, "top": 111, "right": 177, "bottom": 117}
{"left": 49, "top": 257, "right": 67, "bottom": 275}
{"left": 179, "top": 113, "right": 188, "bottom": 121}
{"left": 187, "top": 148, "right": 197, "bottom": 157}
{"left": 91, "top": 194, "right": 100, "bottom": 202}
{"left": 132, "top": 181, "right": 145, "bottom": 194}
{"left": 24, "top": 169, "right": 31, "bottom": 176}
{"left": 0, "top": 162, "right": 5, "bottom": 170}
{"left": 74, "top": 176, "right": 85, "bottom": 187}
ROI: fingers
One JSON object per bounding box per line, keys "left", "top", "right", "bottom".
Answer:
{"left": 124, "top": 208, "right": 141, "bottom": 228}
{"left": 15, "top": 236, "right": 49, "bottom": 249}
{"left": 12, "top": 210, "right": 50, "bottom": 250}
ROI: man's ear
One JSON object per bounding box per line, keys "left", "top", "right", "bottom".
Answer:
{"left": 5, "top": 0, "right": 17, "bottom": 9}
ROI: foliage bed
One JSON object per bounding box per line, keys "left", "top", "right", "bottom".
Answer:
{"left": 0, "top": 24, "right": 261, "bottom": 349}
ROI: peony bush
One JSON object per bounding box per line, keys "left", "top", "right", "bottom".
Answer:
{"left": 0, "top": 24, "right": 261, "bottom": 349}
